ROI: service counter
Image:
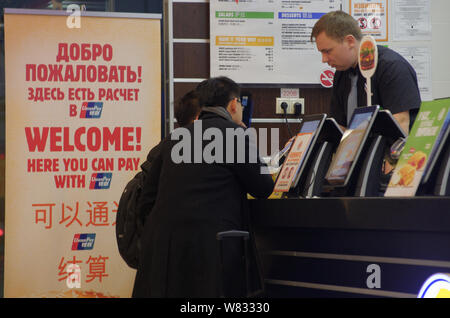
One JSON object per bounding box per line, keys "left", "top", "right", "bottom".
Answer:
{"left": 249, "top": 197, "right": 450, "bottom": 298}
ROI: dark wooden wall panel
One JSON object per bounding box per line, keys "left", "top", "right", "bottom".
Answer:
{"left": 174, "top": 86, "right": 333, "bottom": 119}
{"left": 173, "top": 43, "right": 209, "bottom": 78}
{"left": 234, "top": 87, "right": 333, "bottom": 118}
{"left": 174, "top": 82, "right": 199, "bottom": 105}
{"left": 173, "top": 3, "right": 210, "bottom": 39}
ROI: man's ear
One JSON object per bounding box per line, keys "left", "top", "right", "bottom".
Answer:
{"left": 344, "top": 34, "right": 357, "bottom": 48}
{"left": 227, "top": 99, "right": 237, "bottom": 114}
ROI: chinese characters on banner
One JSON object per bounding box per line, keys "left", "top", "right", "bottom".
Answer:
{"left": 349, "top": 0, "right": 388, "bottom": 42}
{"left": 4, "top": 10, "right": 161, "bottom": 297}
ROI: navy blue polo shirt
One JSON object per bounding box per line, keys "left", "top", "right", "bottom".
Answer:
{"left": 329, "top": 45, "right": 421, "bottom": 128}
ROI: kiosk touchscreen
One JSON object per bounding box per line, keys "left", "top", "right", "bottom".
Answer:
{"left": 353, "top": 109, "right": 407, "bottom": 197}
{"left": 269, "top": 137, "right": 294, "bottom": 171}
{"left": 298, "top": 117, "right": 343, "bottom": 198}
{"left": 290, "top": 114, "right": 327, "bottom": 188}
{"left": 325, "top": 105, "right": 379, "bottom": 187}
{"left": 273, "top": 114, "right": 326, "bottom": 193}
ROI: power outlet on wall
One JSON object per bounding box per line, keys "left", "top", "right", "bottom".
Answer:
{"left": 276, "top": 98, "right": 292, "bottom": 114}
{"left": 276, "top": 97, "right": 305, "bottom": 115}
{"left": 291, "top": 98, "right": 305, "bottom": 115}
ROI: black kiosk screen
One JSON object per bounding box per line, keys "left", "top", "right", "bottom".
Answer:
{"left": 325, "top": 106, "right": 378, "bottom": 186}
{"left": 273, "top": 118, "right": 322, "bottom": 192}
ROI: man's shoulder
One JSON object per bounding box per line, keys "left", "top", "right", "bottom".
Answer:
{"left": 375, "top": 45, "right": 416, "bottom": 79}
{"left": 377, "top": 45, "right": 408, "bottom": 66}
{"left": 201, "top": 113, "right": 241, "bottom": 129}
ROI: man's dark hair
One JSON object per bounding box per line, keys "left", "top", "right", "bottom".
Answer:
{"left": 195, "top": 76, "right": 240, "bottom": 108}
{"left": 174, "top": 90, "right": 201, "bottom": 127}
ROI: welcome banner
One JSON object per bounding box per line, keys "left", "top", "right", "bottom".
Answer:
{"left": 4, "top": 9, "right": 161, "bottom": 297}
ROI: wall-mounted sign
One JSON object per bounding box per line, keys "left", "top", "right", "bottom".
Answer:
{"left": 350, "top": 0, "right": 388, "bottom": 42}
{"left": 210, "top": 0, "right": 342, "bottom": 84}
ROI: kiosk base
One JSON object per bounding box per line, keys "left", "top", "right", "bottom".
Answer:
{"left": 354, "top": 135, "right": 386, "bottom": 197}
{"left": 434, "top": 145, "right": 450, "bottom": 196}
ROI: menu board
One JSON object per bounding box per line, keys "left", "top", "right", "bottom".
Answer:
{"left": 210, "top": 0, "right": 341, "bottom": 84}
{"left": 385, "top": 99, "right": 450, "bottom": 197}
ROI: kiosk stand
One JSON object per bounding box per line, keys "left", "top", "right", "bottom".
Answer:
{"left": 292, "top": 118, "right": 342, "bottom": 198}
{"left": 354, "top": 110, "right": 407, "bottom": 196}
{"left": 273, "top": 114, "right": 329, "bottom": 196}
{"left": 322, "top": 108, "right": 406, "bottom": 197}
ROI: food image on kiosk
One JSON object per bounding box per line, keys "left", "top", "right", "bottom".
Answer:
{"left": 273, "top": 114, "right": 326, "bottom": 193}
{"left": 325, "top": 106, "right": 379, "bottom": 186}
{"left": 386, "top": 100, "right": 450, "bottom": 197}
{"left": 274, "top": 132, "right": 313, "bottom": 192}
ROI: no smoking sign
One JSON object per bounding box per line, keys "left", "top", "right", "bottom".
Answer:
{"left": 320, "top": 69, "right": 335, "bottom": 88}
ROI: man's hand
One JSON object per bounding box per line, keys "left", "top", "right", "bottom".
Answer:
{"left": 393, "top": 111, "right": 410, "bottom": 135}
{"left": 237, "top": 121, "right": 247, "bottom": 129}
{"left": 383, "top": 110, "right": 410, "bottom": 174}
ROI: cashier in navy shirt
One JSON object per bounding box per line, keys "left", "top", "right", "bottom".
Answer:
{"left": 311, "top": 10, "right": 421, "bottom": 135}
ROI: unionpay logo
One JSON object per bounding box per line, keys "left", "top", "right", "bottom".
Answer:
{"left": 72, "top": 233, "right": 96, "bottom": 250}
{"left": 89, "top": 172, "right": 112, "bottom": 189}
{"left": 80, "top": 102, "right": 103, "bottom": 118}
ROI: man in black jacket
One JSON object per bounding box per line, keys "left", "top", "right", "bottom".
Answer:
{"left": 133, "top": 77, "right": 274, "bottom": 297}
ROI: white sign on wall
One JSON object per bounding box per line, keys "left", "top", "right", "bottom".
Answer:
{"left": 349, "top": 0, "right": 388, "bottom": 42}
{"left": 210, "top": 0, "right": 341, "bottom": 84}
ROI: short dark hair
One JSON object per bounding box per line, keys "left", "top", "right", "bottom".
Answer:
{"left": 174, "top": 90, "right": 201, "bottom": 127}
{"left": 311, "top": 11, "right": 362, "bottom": 42}
{"left": 195, "top": 76, "right": 240, "bottom": 108}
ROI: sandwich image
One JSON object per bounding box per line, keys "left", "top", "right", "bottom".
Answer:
{"left": 390, "top": 164, "right": 416, "bottom": 187}
{"left": 407, "top": 151, "right": 427, "bottom": 171}
{"left": 360, "top": 40, "right": 375, "bottom": 70}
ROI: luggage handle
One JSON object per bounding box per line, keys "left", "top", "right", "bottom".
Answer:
{"left": 216, "top": 230, "right": 249, "bottom": 241}
{"left": 216, "top": 230, "right": 250, "bottom": 297}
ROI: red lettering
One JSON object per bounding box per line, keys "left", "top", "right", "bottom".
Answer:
{"left": 25, "top": 127, "right": 139, "bottom": 152}
{"left": 87, "top": 127, "right": 101, "bottom": 151}
{"left": 122, "top": 127, "right": 134, "bottom": 151}
{"left": 27, "top": 158, "right": 59, "bottom": 172}
{"left": 103, "top": 127, "right": 121, "bottom": 151}
{"left": 50, "top": 127, "right": 62, "bottom": 151}
{"left": 70, "top": 104, "right": 77, "bottom": 117}
{"left": 25, "top": 127, "right": 49, "bottom": 152}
